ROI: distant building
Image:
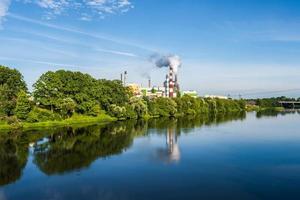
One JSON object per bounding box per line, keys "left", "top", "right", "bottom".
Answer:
{"left": 127, "top": 83, "right": 166, "bottom": 98}
{"left": 204, "top": 95, "right": 228, "bottom": 99}
{"left": 182, "top": 90, "right": 198, "bottom": 98}
{"left": 127, "top": 83, "right": 141, "bottom": 96}
{"left": 141, "top": 86, "right": 166, "bottom": 98}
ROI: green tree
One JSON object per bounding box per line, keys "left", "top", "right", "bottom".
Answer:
{"left": 0, "top": 66, "right": 27, "bottom": 116}
{"left": 154, "top": 97, "right": 177, "bottom": 117}
{"left": 33, "top": 70, "right": 130, "bottom": 115}
{"left": 108, "top": 104, "right": 126, "bottom": 119}
{"left": 58, "top": 98, "right": 77, "bottom": 118}
{"left": 14, "top": 90, "right": 32, "bottom": 120}
{"left": 129, "top": 97, "right": 148, "bottom": 118}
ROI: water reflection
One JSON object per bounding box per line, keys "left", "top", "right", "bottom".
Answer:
{"left": 256, "top": 109, "right": 300, "bottom": 118}
{"left": 0, "top": 136, "right": 28, "bottom": 186}
{"left": 33, "top": 121, "right": 146, "bottom": 175}
{"left": 0, "top": 112, "right": 246, "bottom": 185}
{"left": 156, "top": 126, "right": 181, "bottom": 163}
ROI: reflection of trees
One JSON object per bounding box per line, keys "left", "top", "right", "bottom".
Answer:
{"left": 148, "top": 112, "right": 246, "bottom": 136}
{"left": 33, "top": 121, "right": 146, "bottom": 175}
{"left": 0, "top": 137, "right": 28, "bottom": 186}
{"left": 256, "top": 109, "right": 298, "bottom": 118}
{"left": 0, "top": 111, "right": 248, "bottom": 183}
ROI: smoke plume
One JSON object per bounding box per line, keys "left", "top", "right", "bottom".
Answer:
{"left": 150, "top": 54, "right": 182, "bottom": 73}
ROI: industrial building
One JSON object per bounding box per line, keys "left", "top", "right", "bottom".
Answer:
{"left": 121, "top": 63, "right": 181, "bottom": 99}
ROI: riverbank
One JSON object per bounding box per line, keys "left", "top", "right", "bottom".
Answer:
{"left": 0, "top": 110, "right": 246, "bottom": 131}
{"left": 246, "top": 104, "right": 285, "bottom": 112}
{"left": 0, "top": 114, "right": 116, "bottom": 131}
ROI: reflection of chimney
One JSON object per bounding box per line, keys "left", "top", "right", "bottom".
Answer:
{"left": 148, "top": 78, "right": 151, "bottom": 88}
{"left": 166, "top": 127, "right": 180, "bottom": 162}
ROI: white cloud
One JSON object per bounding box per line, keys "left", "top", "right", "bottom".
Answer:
{"left": 95, "top": 48, "right": 138, "bottom": 57}
{"left": 0, "top": 0, "right": 11, "bottom": 26}
{"left": 37, "top": 0, "right": 69, "bottom": 14}
{"left": 23, "top": 0, "right": 133, "bottom": 19}
{"left": 8, "top": 13, "right": 156, "bottom": 53}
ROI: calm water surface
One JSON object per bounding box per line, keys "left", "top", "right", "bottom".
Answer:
{"left": 1, "top": 111, "right": 300, "bottom": 200}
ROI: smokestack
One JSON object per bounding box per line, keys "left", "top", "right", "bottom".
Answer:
{"left": 124, "top": 71, "right": 127, "bottom": 86}
{"left": 175, "top": 74, "right": 179, "bottom": 94}
{"left": 165, "top": 75, "right": 169, "bottom": 97}
{"left": 169, "top": 66, "right": 175, "bottom": 98}
{"left": 150, "top": 54, "right": 181, "bottom": 98}
{"left": 120, "top": 73, "right": 123, "bottom": 84}
{"left": 148, "top": 78, "right": 151, "bottom": 88}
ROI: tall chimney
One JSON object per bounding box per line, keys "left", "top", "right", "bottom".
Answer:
{"left": 124, "top": 71, "right": 127, "bottom": 86}
{"left": 169, "top": 66, "right": 174, "bottom": 98}
{"left": 148, "top": 78, "right": 151, "bottom": 88}
{"left": 174, "top": 74, "right": 179, "bottom": 97}
{"left": 165, "top": 75, "right": 169, "bottom": 97}
{"left": 120, "top": 73, "right": 123, "bottom": 84}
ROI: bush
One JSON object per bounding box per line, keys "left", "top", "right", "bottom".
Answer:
{"left": 124, "top": 104, "right": 138, "bottom": 119}
{"left": 154, "top": 97, "right": 177, "bottom": 117}
{"left": 129, "top": 97, "right": 148, "bottom": 118}
{"left": 15, "top": 90, "right": 32, "bottom": 120}
{"left": 27, "top": 107, "right": 62, "bottom": 123}
{"left": 5, "top": 116, "right": 20, "bottom": 125}
{"left": 107, "top": 104, "right": 126, "bottom": 119}
{"left": 3, "top": 116, "right": 22, "bottom": 129}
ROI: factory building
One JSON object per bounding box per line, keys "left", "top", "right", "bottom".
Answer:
{"left": 122, "top": 61, "right": 181, "bottom": 99}
{"left": 127, "top": 83, "right": 166, "bottom": 98}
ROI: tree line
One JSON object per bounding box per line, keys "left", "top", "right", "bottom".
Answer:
{"left": 0, "top": 65, "right": 246, "bottom": 124}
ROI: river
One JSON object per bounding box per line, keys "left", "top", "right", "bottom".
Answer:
{"left": 0, "top": 111, "right": 300, "bottom": 200}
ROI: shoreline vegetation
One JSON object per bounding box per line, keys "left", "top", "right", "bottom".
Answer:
{"left": 0, "top": 65, "right": 291, "bottom": 131}
{"left": 0, "top": 114, "right": 116, "bottom": 131}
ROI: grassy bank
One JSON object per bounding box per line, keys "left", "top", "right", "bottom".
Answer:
{"left": 246, "top": 104, "right": 285, "bottom": 112}
{"left": 0, "top": 114, "right": 116, "bottom": 131}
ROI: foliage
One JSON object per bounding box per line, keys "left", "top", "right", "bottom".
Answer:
{"left": 27, "top": 108, "right": 61, "bottom": 123}
{"left": 15, "top": 90, "right": 32, "bottom": 120}
{"left": 254, "top": 96, "right": 295, "bottom": 108}
{"left": 129, "top": 97, "right": 148, "bottom": 118}
{"left": 107, "top": 104, "right": 127, "bottom": 119}
{"left": 153, "top": 97, "right": 177, "bottom": 117}
{"left": 33, "top": 70, "right": 129, "bottom": 116}
{"left": 57, "top": 98, "right": 76, "bottom": 118}
{"left": 0, "top": 66, "right": 249, "bottom": 128}
{"left": 0, "top": 66, "right": 27, "bottom": 116}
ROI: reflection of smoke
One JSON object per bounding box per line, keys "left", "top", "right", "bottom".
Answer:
{"left": 155, "top": 127, "right": 181, "bottom": 163}
{"left": 150, "top": 54, "right": 182, "bottom": 74}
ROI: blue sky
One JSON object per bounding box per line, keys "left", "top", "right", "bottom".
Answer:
{"left": 0, "top": 0, "right": 300, "bottom": 98}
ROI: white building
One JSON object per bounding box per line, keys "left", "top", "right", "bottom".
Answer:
{"left": 204, "top": 95, "right": 228, "bottom": 99}
{"left": 182, "top": 90, "right": 198, "bottom": 98}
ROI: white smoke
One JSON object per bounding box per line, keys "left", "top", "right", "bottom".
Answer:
{"left": 150, "top": 54, "right": 182, "bottom": 74}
